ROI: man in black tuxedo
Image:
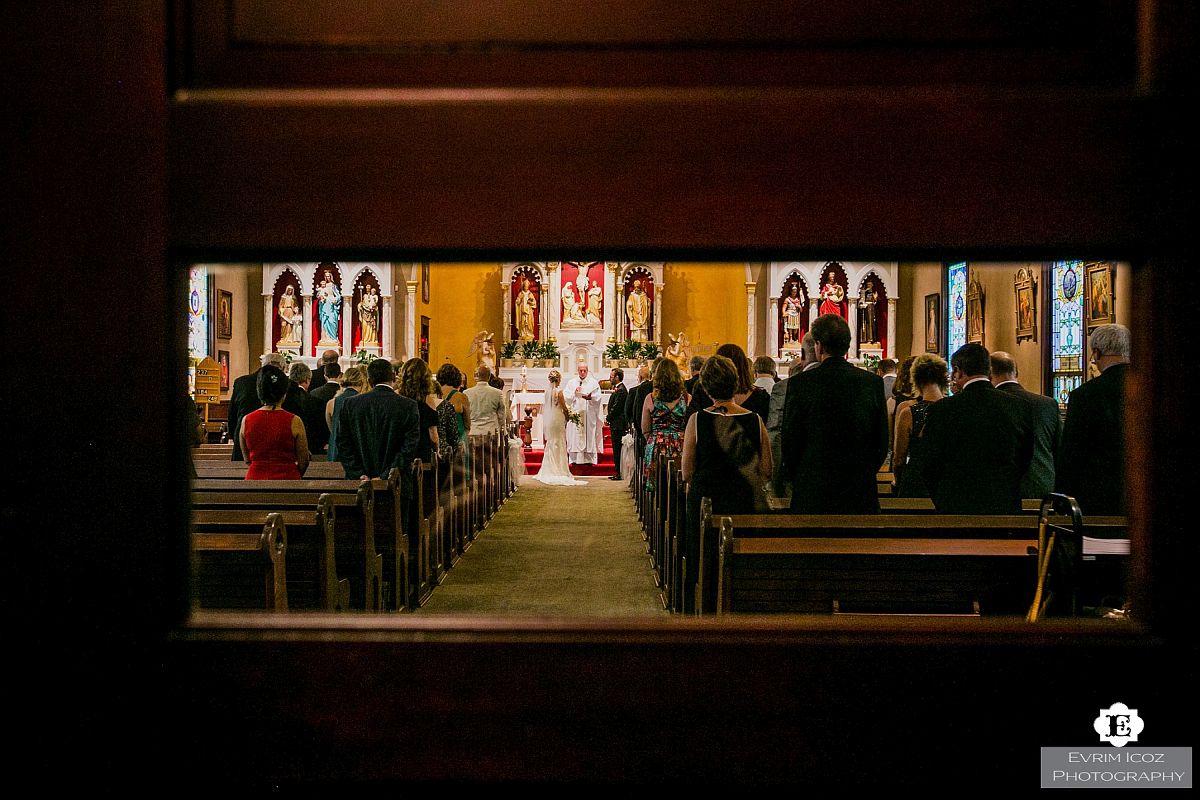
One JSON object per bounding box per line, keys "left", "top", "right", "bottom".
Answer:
{"left": 921, "top": 343, "right": 1035, "bottom": 514}
{"left": 768, "top": 335, "right": 818, "bottom": 496}
{"left": 283, "top": 362, "right": 331, "bottom": 455}
{"left": 335, "top": 358, "right": 420, "bottom": 482}
{"left": 625, "top": 360, "right": 658, "bottom": 469}
{"left": 1056, "top": 324, "right": 1130, "bottom": 516}
{"left": 605, "top": 368, "right": 628, "bottom": 480}
{"left": 781, "top": 314, "right": 888, "bottom": 513}
{"left": 990, "top": 351, "right": 1061, "bottom": 500}
{"left": 226, "top": 352, "right": 286, "bottom": 461}
{"left": 308, "top": 348, "right": 339, "bottom": 394}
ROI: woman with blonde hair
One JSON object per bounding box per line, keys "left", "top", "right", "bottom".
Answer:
{"left": 641, "top": 357, "right": 690, "bottom": 492}
{"left": 325, "top": 365, "right": 371, "bottom": 463}
{"left": 892, "top": 353, "right": 949, "bottom": 497}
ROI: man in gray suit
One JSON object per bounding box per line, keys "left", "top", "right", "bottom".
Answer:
{"left": 767, "top": 333, "right": 817, "bottom": 496}
{"left": 464, "top": 365, "right": 508, "bottom": 435}
{"left": 990, "top": 351, "right": 1061, "bottom": 500}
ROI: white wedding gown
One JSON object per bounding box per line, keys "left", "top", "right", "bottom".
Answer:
{"left": 534, "top": 388, "right": 586, "bottom": 486}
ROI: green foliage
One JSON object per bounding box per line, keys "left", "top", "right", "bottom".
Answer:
{"left": 353, "top": 349, "right": 376, "bottom": 365}
{"left": 621, "top": 339, "right": 643, "bottom": 359}
{"left": 640, "top": 342, "right": 660, "bottom": 360}
{"left": 861, "top": 353, "right": 881, "bottom": 372}
{"left": 604, "top": 341, "right": 623, "bottom": 361}
{"left": 520, "top": 339, "right": 541, "bottom": 359}
{"left": 500, "top": 340, "right": 519, "bottom": 359}
{"left": 539, "top": 340, "right": 560, "bottom": 360}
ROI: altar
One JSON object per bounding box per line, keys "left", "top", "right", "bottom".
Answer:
{"left": 508, "top": 375, "right": 615, "bottom": 447}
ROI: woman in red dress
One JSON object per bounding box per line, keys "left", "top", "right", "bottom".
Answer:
{"left": 239, "top": 364, "right": 310, "bottom": 479}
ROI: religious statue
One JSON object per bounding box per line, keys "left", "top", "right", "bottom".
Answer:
{"left": 515, "top": 277, "right": 538, "bottom": 341}
{"left": 782, "top": 282, "right": 805, "bottom": 344}
{"left": 316, "top": 270, "right": 342, "bottom": 347}
{"left": 276, "top": 285, "right": 303, "bottom": 346}
{"left": 575, "top": 268, "right": 590, "bottom": 309}
{"left": 470, "top": 330, "right": 496, "bottom": 372}
{"left": 626, "top": 279, "right": 650, "bottom": 342}
{"left": 357, "top": 285, "right": 379, "bottom": 346}
{"left": 858, "top": 279, "right": 879, "bottom": 344}
{"left": 561, "top": 283, "right": 585, "bottom": 324}
{"left": 818, "top": 270, "right": 846, "bottom": 318}
{"left": 666, "top": 332, "right": 691, "bottom": 376}
{"left": 586, "top": 280, "right": 603, "bottom": 325}
{"left": 562, "top": 360, "right": 603, "bottom": 465}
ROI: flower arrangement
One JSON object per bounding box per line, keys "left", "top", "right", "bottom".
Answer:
{"left": 861, "top": 353, "right": 881, "bottom": 372}
{"left": 565, "top": 408, "right": 583, "bottom": 428}
{"left": 640, "top": 342, "right": 660, "bottom": 360}
{"left": 353, "top": 349, "right": 376, "bottom": 365}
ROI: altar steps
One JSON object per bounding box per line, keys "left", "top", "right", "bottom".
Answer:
{"left": 521, "top": 425, "right": 618, "bottom": 477}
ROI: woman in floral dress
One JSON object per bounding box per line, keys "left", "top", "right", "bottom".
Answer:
{"left": 641, "top": 359, "right": 690, "bottom": 492}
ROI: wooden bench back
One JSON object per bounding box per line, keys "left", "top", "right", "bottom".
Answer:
{"left": 192, "top": 511, "right": 287, "bottom": 611}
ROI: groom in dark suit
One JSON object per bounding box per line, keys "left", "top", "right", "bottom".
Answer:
{"left": 781, "top": 314, "right": 889, "bottom": 513}
{"left": 1056, "top": 324, "right": 1131, "bottom": 516}
{"left": 605, "top": 368, "right": 628, "bottom": 480}
{"left": 990, "top": 351, "right": 1061, "bottom": 500}
{"left": 921, "top": 343, "right": 1035, "bottom": 514}
{"left": 335, "top": 358, "right": 420, "bottom": 484}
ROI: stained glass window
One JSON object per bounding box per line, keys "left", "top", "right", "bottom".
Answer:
{"left": 187, "top": 266, "right": 209, "bottom": 393}
{"left": 1051, "top": 260, "right": 1085, "bottom": 410}
{"left": 947, "top": 262, "right": 967, "bottom": 356}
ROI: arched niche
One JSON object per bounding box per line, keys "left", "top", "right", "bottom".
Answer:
{"left": 311, "top": 262, "right": 344, "bottom": 356}
{"left": 776, "top": 270, "right": 810, "bottom": 350}
{"left": 351, "top": 267, "right": 382, "bottom": 352}
{"left": 767, "top": 261, "right": 899, "bottom": 358}
{"left": 508, "top": 264, "right": 543, "bottom": 342}
{"left": 269, "top": 268, "right": 304, "bottom": 353}
{"left": 854, "top": 269, "right": 889, "bottom": 357}
{"left": 621, "top": 264, "right": 656, "bottom": 343}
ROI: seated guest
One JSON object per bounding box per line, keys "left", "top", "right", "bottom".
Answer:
{"left": 892, "top": 354, "right": 949, "bottom": 497}
{"left": 921, "top": 343, "right": 1035, "bottom": 514}
{"left": 641, "top": 358, "right": 689, "bottom": 493}
{"left": 1056, "top": 323, "right": 1131, "bottom": 515}
{"left": 686, "top": 343, "right": 770, "bottom": 421}
{"left": 239, "top": 364, "right": 310, "bottom": 480}
{"left": 325, "top": 365, "right": 369, "bottom": 463}
{"left": 752, "top": 355, "right": 778, "bottom": 391}
{"left": 284, "top": 361, "right": 330, "bottom": 455}
{"left": 990, "top": 350, "right": 1061, "bottom": 500}
{"left": 682, "top": 354, "right": 773, "bottom": 612}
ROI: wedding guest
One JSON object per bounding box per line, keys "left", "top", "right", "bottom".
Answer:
{"left": 683, "top": 355, "right": 706, "bottom": 396}
{"left": 335, "top": 358, "right": 420, "bottom": 482}
{"left": 284, "top": 361, "right": 330, "bottom": 455}
{"left": 752, "top": 355, "right": 778, "bottom": 390}
{"left": 227, "top": 352, "right": 286, "bottom": 461}
{"left": 325, "top": 365, "right": 369, "bottom": 463}
{"left": 991, "top": 351, "right": 1061, "bottom": 500}
{"left": 767, "top": 334, "right": 818, "bottom": 495}
{"left": 886, "top": 355, "right": 918, "bottom": 467}
{"left": 309, "top": 361, "right": 342, "bottom": 406}
{"left": 686, "top": 343, "right": 770, "bottom": 421}
{"left": 682, "top": 354, "right": 772, "bottom": 612}
{"left": 239, "top": 364, "right": 310, "bottom": 480}
{"left": 398, "top": 359, "right": 441, "bottom": 463}
{"left": 892, "top": 354, "right": 949, "bottom": 497}
{"left": 436, "top": 362, "right": 472, "bottom": 477}
{"left": 641, "top": 358, "right": 689, "bottom": 493}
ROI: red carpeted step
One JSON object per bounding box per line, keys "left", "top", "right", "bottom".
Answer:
{"left": 523, "top": 425, "right": 620, "bottom": 477}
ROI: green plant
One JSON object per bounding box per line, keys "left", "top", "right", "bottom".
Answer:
{"left": 520, "top": 339, "right": 541, "bottom": 360}
{"left": 861, "top": 353, "right": 881, "bottom": 372}
{"left": 539, "top": 340, "right": 560, "bottom": 361}
{"left": 640, "top": 342, "right": 660, "bottom": 360}
{"left": 500, "top": 340, "right": 519, "bottom": 359}
{"left": 621, "top": 339, "right": 643, "bottom": 360}
{"left": 604, "top": 341, "right": 623, "bottom": 361}
{"left": 353, "top": 349, "right": 376, "bottom": 365}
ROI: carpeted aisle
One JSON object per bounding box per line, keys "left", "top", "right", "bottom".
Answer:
{"left": 415, "top": 474, "right": 666, "bottom": 616}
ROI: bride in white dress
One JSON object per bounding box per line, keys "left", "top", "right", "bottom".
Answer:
{"left": 533, "top": 370, "right": 586, "bottom": 486}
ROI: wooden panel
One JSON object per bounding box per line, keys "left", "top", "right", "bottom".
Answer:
{"left": 171, "top": 87, "right": 1138, "bottom": 254}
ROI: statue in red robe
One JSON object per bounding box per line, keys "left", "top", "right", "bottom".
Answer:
{"left": 818, "top": 270, "right": 846, "bottom": 318}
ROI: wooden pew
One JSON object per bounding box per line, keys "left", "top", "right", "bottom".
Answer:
{"left": 191, "top": 506, "right": 345, "bottom": 611}
{"left": 191, "top": 483, "right": 381, "bottom": 611}
{"left": 879, "top": 498, "right": 1044, "bottom": 513}
{"left": 193, "top": 460, "right": 347, "bottom": 479}
{"left": 192, "top": 511, "right": 287, "bottom": 611}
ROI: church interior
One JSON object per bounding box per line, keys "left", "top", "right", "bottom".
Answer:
{"left": 15, "top": 2, "right": 1192, "bottom": 788}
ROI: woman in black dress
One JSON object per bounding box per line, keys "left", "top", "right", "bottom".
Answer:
{"left": 680, "top": 354, "right": 773, "bottom": 613}
{"left": 893, "top": 354, "right": 949, "bottom": 497}
{"left": 685, "top": 342, "right": 771, "bottom": 422}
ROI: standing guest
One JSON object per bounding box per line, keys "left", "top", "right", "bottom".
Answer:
{"left": 239, "top": 364, "right": 310, "bottom": 480}
{"left": 990, "top": 351, "right": 1061, "bottom": 500}
{"left": 626, "top": 360, "right": 659, "bottom": 462}
{"left": 781, "top": 314, "right": 889, "bottom": 514}
{"left": 920, "top": 343, "right": 1035, "bottom": 514}
{"left": 878, "top": 358, "right": 899, "bottom": 399}
{"left": 892, "top": 354, "right": 949, "bottom": 498}
{"left": 887, "top": 356, "right": 918, "bottom": 459}
{"left": 227, "top": 352, "right": 286, "bottom": 461}
{"left": 682, "top": 354, "right": 773, "bottom": 612}
{"left": 686, "top": 343, "right": 770, "bottom": 422}
{"left": 309, "top": 361, "right": 342, "bottom": 406}
{"left": 464, "top": 365, "right": 507, "bottom": 435}
{"left": 752, "top": 355, "right": 778, "bottom": 391}
{"left": 325, "top": 365, "right": 369, "bottom": 463}
{"left": 767, "top": 334, "right": 818, "bottom": 495}
{"left": 1056, "top": 324, "right": 1131, "bottom": 516}
{"left": 683, "top": 355, "right": 706, "bottom": 396}
{"left": 397, "top": 359, "right": 441, "bottom": 462}
{"left": 335, "top": 358, "right": 420, "bottom": 482}
{"left": 435, "top": 362, "right": 472, "bottom": 477}
{"left": 641, "top": 358, "right": 690, "bottom": 493}
{"left": 605, "top": 368, "right": 629, "bottom": 481}
{"left": 308, "top": 349, "right": 340, "bottom": 393}
{"left": 284, "top": 362, "right": 330, "bottom": 455}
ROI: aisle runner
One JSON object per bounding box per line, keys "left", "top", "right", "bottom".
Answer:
{"left": 522, "top": 424, "right": 617, "bottom": 477}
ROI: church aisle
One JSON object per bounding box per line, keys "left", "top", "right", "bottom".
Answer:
{"left": 415, "top": 475, "right": 666, "bottom": 616}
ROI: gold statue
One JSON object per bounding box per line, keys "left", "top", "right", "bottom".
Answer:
{"left": 515, "top": 277, "right": 538, "bottom": 341}
{"left": 626, "top": 279, "right": 650, "bottom": 342}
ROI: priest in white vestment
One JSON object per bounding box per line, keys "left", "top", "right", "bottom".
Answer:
{"left": 562, "top": 361, "right": 603, "bottom": 464}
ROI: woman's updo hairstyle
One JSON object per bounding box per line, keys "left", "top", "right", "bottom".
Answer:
{"left": 257, "top": 364, "right": 289, "bottom": 406}
{"left": 547, "top": 369, "right": 562, "bottom": 385}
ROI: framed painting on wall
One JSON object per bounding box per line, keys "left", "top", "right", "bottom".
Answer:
{"left": 422, "top": 262, "right": 430, "bottom": 303}
{"left": 1085, "top": 262, "right": 1115, "bottom": 330}
{"left": 217, "top": 350, "right": 230, "bottom": 391}
{"left": 1014, "top": 268, "right": 1037, "bottom": 343}
{"left": 924, "top": 294, "right": 940, "bottom": 353}
{"left": 217, "top": 290, "right": 232, "bottom": 340}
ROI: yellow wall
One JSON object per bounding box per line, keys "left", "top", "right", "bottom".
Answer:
{"left": 662, "top": 263, "right": 747, "bottom": 356}
{"left": 424, "top": 263, "right": 504, "bottom": 372}
{"left": 904, "top": 262, "right": 943, "bottom": 362}
{"left": 205, "top": 263, "right": 259, "bottom": 400}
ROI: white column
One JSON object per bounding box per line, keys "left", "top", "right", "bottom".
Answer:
{"left": 502, "top": 278, "right": 512, "bottom": 342}
{"left": 539, "top": 284, "right": 549, "bottom": 342}
{"left": 340, "top": 291, "right": 351, "bottom": 354}
{"left": 604, "top": 262, "right": 618, "bottom": 340}
{"left": 745, "top": 282, "right": 757, "bottom": 356}
{"left": 405, "top": 281, "right": 418, "bottom": 359}
{"left": 654, "top": 283, "right": 663, "bottom": 345}
{"left": 301, "top": 294, "right": 313, "bottom": 356}
{"left": 849, "top": 304, "right": 859, "bottom": 357}
{"left": 262, "top": 294, "right": 273, "bottom": 354}
{"left": 381, "top": 295, "right": 393, "bottom": 358}
{"left": 547, "top": 263, "right": 561, "bottom": 333}
{"left": 887, "top": 297, "right": 897, "bottom": 358}
{"left": 768, "top": 297, "right": 779, "bottom": 357}
{"left": 809, "top": 302, "right": 819, "bottom": 327}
